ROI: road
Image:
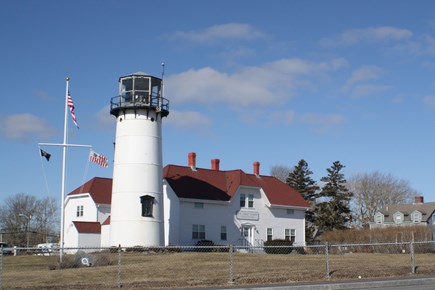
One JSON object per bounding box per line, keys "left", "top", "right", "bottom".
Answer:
{"left": 214, "top": 276, "right": 435, "bottom": 290}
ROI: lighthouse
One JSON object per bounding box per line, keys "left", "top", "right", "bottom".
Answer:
{"left": 109, "top": 72, "right": 169, "bottom": 247}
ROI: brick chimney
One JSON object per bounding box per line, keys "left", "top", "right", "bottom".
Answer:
{"left": 415, "top": 196, "right": 424, "bottom": 204}
{"left": 188, "top": 152, "right": 196, "bottom": 170}
{"left": 211, "top": 159, "right": 220, "bottom": 171}
{"left": 253, "top": 161, "right": 260, "bottom": 176}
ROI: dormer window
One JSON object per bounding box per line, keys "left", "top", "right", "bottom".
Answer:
{"left": 393, "top": 212, "right": 404, "bottom": 224}
{"left": 140, "top": 195, "right": 154, "bottom": 217}
{"left": 411, "top": 211, "right": 422, "bottom": 223}
{"left": 375, "top": 213, "right": 384, "bottom": 224}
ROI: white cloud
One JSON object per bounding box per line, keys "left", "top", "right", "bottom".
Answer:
{"left": 0, "top": 113, "right": 56, "bottom": 141}
{"left": 351, "top": 84, "right": 390, "bottom": 98}
{"left": 270, "top": 110, "right": 296, "bottom": 124}
{"left": 95, "top": 105, "right": 115, "bottom": 130}
{"left": 299, "top": 113, "right": 344, "bottom": 125}
{"left": 165, "top": 58, "right": 348, "bottom": 107}
{"left": 298, "top": 113, "right": 345, "bottom": 133}
{"left": 342, "top": 66, "right": 389, "bottom": 98}
{"left": 320, "top": 26, "right": 412, "bottom": 46}
{"left": 346, "top": 66, "right": 383, "bottom": 86}
{"left": 165, "top": 110, "right": 212, "bottom": 128}
{"left": 169, "top": 23, "right": 264, "bottom": 44}
{"left": 392, "top": 34, "right": 435, "bottom": 57}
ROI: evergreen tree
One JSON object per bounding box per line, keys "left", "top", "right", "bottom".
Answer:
{"left": 315, "top": 161, "right": 353, "bottom": 235}
{"left": 286, "top": 159, "right": 318, "bottom": 202}
{"left": 286, "top": 159, "right": 319, "bottom": 242}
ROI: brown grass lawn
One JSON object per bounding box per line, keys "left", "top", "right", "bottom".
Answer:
{"left": 2, "top": 251, "right": 435, "bottom": 289}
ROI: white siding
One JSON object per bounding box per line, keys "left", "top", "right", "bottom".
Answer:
{"left": 64, "top": 222, "right": 79, "bottom": 251}
{"left": 64, "top": 195, "right": 97, "bottom": 248}
{"left": 101, "top": 224, "right": 111, "bottom": 248}
{"left": 163, "top": 181, "right": 180, "bottom": 246}
{"left": 165, "top": 183, "right": 307, "bottom": 246}
{"left": 78, "top": 233, "right": 101, "bottom": 252}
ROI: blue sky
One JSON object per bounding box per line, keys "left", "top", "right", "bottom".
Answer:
{"left": 1, "top": 0, "right": 435, "bottom": 204}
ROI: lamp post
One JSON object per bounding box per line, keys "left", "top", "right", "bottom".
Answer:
{"left": 19, "top": 214, "right": 31, "bottom": 249}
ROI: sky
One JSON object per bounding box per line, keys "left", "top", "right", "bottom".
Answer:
{"left": 1, "top": 0, "right": 435, "bottom": 204}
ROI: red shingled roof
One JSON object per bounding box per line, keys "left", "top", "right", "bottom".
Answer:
{"left": 66, "top": 166, "right": 308, "bottom": 208}
{"left": 68, "top": 177, "right": 112, "bottom": 204}
{"left": 73, "top": 221, "right": 101, "bottom": 233}
{"left": 102, "top": 216, "right": 110, "bottom": 225}
{"left": 163, "top": 165, "right": 309, "bottom": 208}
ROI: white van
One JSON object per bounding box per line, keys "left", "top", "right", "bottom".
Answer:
{"left": 36, "top": 243, "right": 59, "bottom": 256}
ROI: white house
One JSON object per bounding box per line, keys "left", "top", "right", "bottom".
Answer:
{"left": 370, "top": 196, "right": 435, "bottom": 229}
{"left": 63, "top": 177, "right": 112, "bottom": 250}
{"left": 63, "top": 153, "right": 309, "bottom": 248}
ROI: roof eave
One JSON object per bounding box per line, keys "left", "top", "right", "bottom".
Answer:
{"left": 268, "top": 204, "right": 310, "bottom": 210}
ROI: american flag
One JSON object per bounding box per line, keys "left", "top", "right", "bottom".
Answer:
{"left": 89, "top": 150, "right": 109, "bottom": 167}
{"left": 67, "top": 92, "right": 79, "bottom": 128}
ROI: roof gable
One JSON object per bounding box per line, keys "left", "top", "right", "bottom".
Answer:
{"left": 163, "top": 165, "right": 309, "bottom": 208}
{"left": 68, "top": 177, "right": 112, "bottom": 204}
{"left": 73, "top": 221, "right": 101, "bottom": 233}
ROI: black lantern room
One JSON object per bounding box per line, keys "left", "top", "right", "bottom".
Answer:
{"left": 110, "top": 72, "right": 169, "bottom": 117}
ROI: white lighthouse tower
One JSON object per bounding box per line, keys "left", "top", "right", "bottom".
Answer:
{"left": 109, "top": 72, "right": 169, "bottom": 247}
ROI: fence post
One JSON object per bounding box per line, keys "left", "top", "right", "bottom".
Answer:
{"left": 325, "top": 242, "right": 330, "bottom": 279}
{"left": 0, "top": 247, "right": 3, "bottom": 290}
{"left": 409, "top": 241, "right": 415, "bottom": 274}
{"left": 117, "top": 244, "right": 122, "bottom": 288}
{"left": 228, "top": 244, "right": 234, "bottom": 284}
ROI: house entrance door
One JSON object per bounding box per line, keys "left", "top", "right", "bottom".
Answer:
{"left": 242, "top": 225, "right": 254, "bottom": 246}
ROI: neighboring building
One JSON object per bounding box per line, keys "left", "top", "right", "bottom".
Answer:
{"left": 369, "top": 196, "right": 435, "bottom": 230}
{"left": 63, "top": 154, "right": 309, "bottom": 249}
{"left": 63, "top": 177, "right": 112, "bottom": 251}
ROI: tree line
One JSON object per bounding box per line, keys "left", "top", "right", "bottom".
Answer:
{"left": 271, "top": 160, "right": 418, "bottom": 242}
{"left": 0, "top": 193, "right": 58, "bottom": 246}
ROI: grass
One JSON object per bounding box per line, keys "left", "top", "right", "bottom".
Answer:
{"left": 2, "top": 251, "right": 435, "bottom": 289}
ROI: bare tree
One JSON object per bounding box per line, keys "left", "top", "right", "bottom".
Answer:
{"left": 0, "top": 193, "right": 58, "bottom": 246}
{"left": 347, "top": 172, "right": 418, "bottom": 228}
{"left": 270, "top": 165, "right": 293, "bottom": 183}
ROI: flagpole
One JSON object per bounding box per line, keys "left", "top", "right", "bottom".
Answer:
{"left": 59, "top": 77, "right": 70, "bottom": 261}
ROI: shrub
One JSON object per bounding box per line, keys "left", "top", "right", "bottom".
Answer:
{"left": 48, "top": 252, "right": 113, "bottom": 270}
{"left": 194, "top": 240, "right": 215, "bottom": 252}
{"left": 264, "top": 239, "right": 293, "bottom": 254}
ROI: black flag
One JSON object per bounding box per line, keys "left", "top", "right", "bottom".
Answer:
{"left": 40, "top": 149, "right": 51, "bottom": 161}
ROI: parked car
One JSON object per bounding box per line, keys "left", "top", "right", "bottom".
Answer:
{"left": 0, "top": 242, "right": 14, "bottom": 255}
{"left": 36, "top": 243, "right": 59, "bottom": 256}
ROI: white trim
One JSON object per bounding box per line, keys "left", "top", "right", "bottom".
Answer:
{"left": 178, "top": 198, "right": 229, "bottom": 205}
{"left": 64, "top": 193, "right": 91, "bottom": 207}
{"left": 239, "top": 185, "right": 261, "bottom": 190}
{"left": 268, "top": 204, "right": 310, "bottom": 210}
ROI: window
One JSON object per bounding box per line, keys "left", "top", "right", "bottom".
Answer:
{"left": 221, "top": 226, "right": 227, "bottom": 241}
{"left": 76, "top": 205, "right": 83, "bottom": 217}
{"left": 287, "top": 209, "right": 294, "bottom": 215}
{"left": 240, "top": 193, "right": 254, "bottom": 208}
{"left": 412, "top": 211, "right": 422, "bottom": 223}
{"left": 140, "top": 195, "right": 154, "bottom": 217}
{"left": 285, "top": 229, "right": 296, "bottom": 243}
{"left": 194, "top": 202, "right": 204, "bottom": 209}
{"left": 192, "top": 224, "right": 205, "bottom": 240}
{"left": 267, "top": 228, "right": 273, "bottom": 241}
{"left": 248, "top": 194, "right": 254, "bottom": 208}
{"left": 240, "top": 194, "right": 246, "bottom": 207}
{"left": 394, "top": 212, "right": 404, "bottom": 224}
{"left": 375, "top": 213, "right": 384, "bottom": 224}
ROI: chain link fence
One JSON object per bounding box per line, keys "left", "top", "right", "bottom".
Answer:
{"left": 2, "top": 241, "right": 435, "bottom": 289}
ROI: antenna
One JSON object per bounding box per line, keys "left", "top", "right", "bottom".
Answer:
{"left": 161, "top": 62, "right": 165, "bottom": 80}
